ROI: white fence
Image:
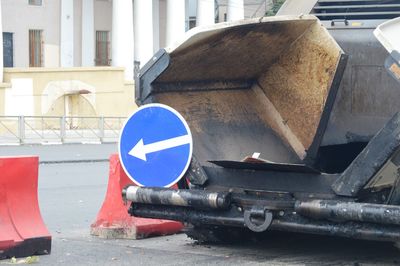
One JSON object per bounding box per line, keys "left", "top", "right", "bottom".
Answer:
{"left": 0, "top": 116, "right": 126, "bottom": 145}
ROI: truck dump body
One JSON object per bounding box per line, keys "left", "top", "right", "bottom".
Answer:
{"left": 137, "top": 15, "right": 347, "bottom": 166}
{"left": 128, "top": 15, "right": 400, "bottom": 244}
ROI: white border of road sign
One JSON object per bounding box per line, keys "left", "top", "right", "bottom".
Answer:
{"left": 118, "top": 103, "right": 193, "bottom": 188}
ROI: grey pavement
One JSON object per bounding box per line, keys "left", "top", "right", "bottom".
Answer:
{"left": 38, "top": 161, "right": 109, "bottom": 238}
{"left": 0, "top": 143, "right": 117, "bottom": 163}
{"left": 0, "top": 144, "right": 400, "bottom": 265}
{"left": 37, "top": 233, "right": 400, "bottom": 266}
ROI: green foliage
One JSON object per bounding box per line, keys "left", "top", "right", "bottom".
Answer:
{"left": 266, "top": 0, "right": 286, "bottom": 16}
{"left": 8, "top": 256, "right": 40, "bottom": 264}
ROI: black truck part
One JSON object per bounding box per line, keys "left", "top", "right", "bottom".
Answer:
{"left": 130, "top": 202, "right": 400, "bottom": 242}
{"left": 125, "top": 15, "right": 400, "bottom": 244}
{"left": 123, "top": 186, "right": 231, "bottom": 210}
{"left": 295, "top": 200, "right": 400, "bottom": 226}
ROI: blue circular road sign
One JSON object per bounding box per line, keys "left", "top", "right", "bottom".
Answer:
{"left": 119, "top": 103, "right": 193, "bottom": 187}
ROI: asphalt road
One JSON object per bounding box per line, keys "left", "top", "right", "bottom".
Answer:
{"left": 1, "top": 144, "right": 400, "bottom": 265}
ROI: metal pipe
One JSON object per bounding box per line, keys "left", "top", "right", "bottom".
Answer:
{"left": 295, "top": 200, "right": 400, "bottom": 226}
{"left": 131, "top": 204, "right": 244, "bottom": 227}
{"left": 271, "top": 214, "right": 400, "bottom": 242}
{"left": 123, "top": 186, "right": 231, "bottom": 210}
{"left": 131, "top": 203, "right": 400, "bottom": 242}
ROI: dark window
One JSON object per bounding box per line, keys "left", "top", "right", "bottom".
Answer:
{"left": 95, "top": 31, "right": 111, "bottom": 66}
{"left": 189, "top": 17, "right": 196, "bottom": 29}
{"left": 29, "top": 0, "right": 42, "bottom": 6}
{"left": 3, "top": 32, "right": 13, "bottom": 67}
{"left": 29, "top": 29, "right": 43, "bottom": 67}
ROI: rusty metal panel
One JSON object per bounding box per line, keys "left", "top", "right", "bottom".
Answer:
{"left": 139, "top": 15, "right": 346, "bottom": 165}
{"left": 257, "top": 21, "right": 345, "bottom": 158}
{"left": 156, "top": 89, "right": 301, "bottom": 165}
{"left": 157, "top": 18, "right": 315, "bottom": 83}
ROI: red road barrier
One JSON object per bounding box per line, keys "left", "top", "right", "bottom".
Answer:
{"left": 90, "top": 154, "right": 183, "bottom": 239}
{"left": 0, "top": 156, "right": 51, "bottom": 259}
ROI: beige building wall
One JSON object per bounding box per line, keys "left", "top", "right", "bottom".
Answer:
{"left": 0, "top": 84, "right": 6, "bottom": 114}
{"left": 2, "top": 0, "right": 61, "bottom": 67}
{"left": 159, "top": 0, "right": 167, "bottom": 49}
{"left": 94, "top": 0, "right": 112, "bottom": 32}
{"left": 1, "top": 67, "right": 136, "bottom": 117}
{"left": 74, "top": 0, "right": 83, "bottom": 67}
{"left": 0, "top": 1, "right": 135, "bottom": 121}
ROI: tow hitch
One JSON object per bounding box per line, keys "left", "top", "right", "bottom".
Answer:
{"left": 243, "top": 207, "right": 273, "bottom": 232}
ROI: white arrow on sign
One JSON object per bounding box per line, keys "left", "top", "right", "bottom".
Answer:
{"left": 129, "top": 134, "right": 191, "bottom": 161}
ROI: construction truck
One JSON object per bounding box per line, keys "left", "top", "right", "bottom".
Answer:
{"left": 122, "top": 1, "right": 400, "bottom": 245}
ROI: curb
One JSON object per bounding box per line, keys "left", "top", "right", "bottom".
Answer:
{"left": 39, "top": 159, "right": 110, "bottom": 165}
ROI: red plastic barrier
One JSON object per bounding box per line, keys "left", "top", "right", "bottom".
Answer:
{"left": 90, "top": 154, "right": 183, "bottom": 239}
{"left": 0, "top": 156, "right": 51, "bottom": 259}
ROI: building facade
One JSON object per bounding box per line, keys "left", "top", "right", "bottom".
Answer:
{"left": 1, "top": 0, "right": 271, "bottom": 75}
{"left": 0, "top": 0, "right": 272, "bottom": 119}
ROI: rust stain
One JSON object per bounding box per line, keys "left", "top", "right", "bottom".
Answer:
{"left": 156, "top": 20, "right": 314, "bottom": 83}
{"left": 152, "top": 19, "right": 342, "bottom": 163}
{"left": 390, "top": 63, "right": 400, "bottom": 80}
{"left": 258, "top": 23, "right": 339, "bottom": 148}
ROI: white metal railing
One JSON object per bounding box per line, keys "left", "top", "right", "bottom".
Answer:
{"left": 0, "top": 116, "right": 126, "bottom": 145}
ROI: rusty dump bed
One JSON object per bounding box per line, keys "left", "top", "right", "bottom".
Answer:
{"left": 136, "top": 15, "right": 347, "bottom": 166}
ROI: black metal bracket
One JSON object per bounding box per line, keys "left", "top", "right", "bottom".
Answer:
{"left": 305, "top": 53, "right": 348, "bottom": 166}
{"left": 331, "top": 19, "right": 349, "bottom": 27}
{"left": 184, "top": 156, "right": 208, "bottom": 186}
{"left": 135, "top": 49, "right": 171, "bottom": 106}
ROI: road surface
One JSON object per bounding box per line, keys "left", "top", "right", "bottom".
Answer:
{"left": 0, "top": 144, "right": 399, "bottom": 265}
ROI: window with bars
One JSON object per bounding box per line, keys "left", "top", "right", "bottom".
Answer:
{"left": 29, "top": 0, "right": 42, "bottom": 6}
{"left": 29, "top": 29, "right": 43, "bottom": 67}
{"left": 95, "top": 31, "right": 111, "bottom": 66}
